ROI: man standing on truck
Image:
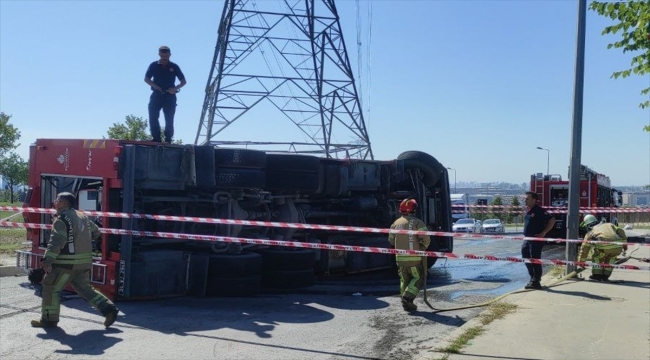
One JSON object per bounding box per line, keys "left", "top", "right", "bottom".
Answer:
{"left": 31, "top": 192, "right": 119, "bottom": 329}
{"left": 578, "top": 214, "right": 627, "bottom": 281}
{"left": 388, "top": 199, "right": 431, "bottom": 311}
{"left": 522, "top": 191, "right": 556, "bottom": 290}
{"left": 144, "top": 45, "right": 187, "bottom": 143}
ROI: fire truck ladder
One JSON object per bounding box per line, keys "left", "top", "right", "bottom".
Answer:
{"left": 195, "top": 0, "right": 373, "bottom": 160}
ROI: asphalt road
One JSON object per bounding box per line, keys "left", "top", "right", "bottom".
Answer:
{"left": 0, "top": 233, "right": 566, "bottom": 360}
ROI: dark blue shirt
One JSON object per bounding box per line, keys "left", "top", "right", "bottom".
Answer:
{"left": 524, "top": 205, "right": 552, "bottom": 237}
{"left": 145, "top": 61, "right": 185, "bottom": 92}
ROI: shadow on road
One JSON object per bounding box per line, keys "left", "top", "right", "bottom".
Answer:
{"left": 36, "top": 327, "right": 123, "bottom": 356}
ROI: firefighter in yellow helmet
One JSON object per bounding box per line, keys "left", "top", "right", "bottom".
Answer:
{"left": 388, "top": 199, "right": 431, "bottom": 311}
{"left": 578, "top": 214, "right": 627, "bottom": 281}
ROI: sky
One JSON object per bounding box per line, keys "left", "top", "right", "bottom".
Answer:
{"left": 1, "top": 0, "right": 649, "bottom": 186}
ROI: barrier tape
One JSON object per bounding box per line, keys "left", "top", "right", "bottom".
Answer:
{"left": 1, "top": 206, "right": 646, "bottom": 248}
{"left": 1, "top": 221, "right": 646, "bottom": 271}
{"left": 457, "top": 205, "right": 650, "bottom": 212}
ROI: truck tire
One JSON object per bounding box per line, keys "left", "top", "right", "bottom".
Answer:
{"left": 261, "top": 268, "right": 315, "bottom": 289}
{"left": 257, "top": 248, "right": 316, "bottom": 271}
{"left": 397, "top": 151, "right": 445, "bottom": 188}
{"left": 265, "top": 154, "right": 320, "bottom": 172}
{"left": 205, "top": 274, "right": 262, "bottom": 297}
{"left": 214, "top": 148, "right": 266, "bottom": 169}
{"left": 207, "top": 252, "right": 263, "bottom": 277}
{"left": 215, "top": 168, "right": 266, "bottom": 188}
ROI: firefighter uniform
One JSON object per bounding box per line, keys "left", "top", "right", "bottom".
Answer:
{"left": 34, "top": 205, "right": 118, "bottom": 328}
{"left": 578, "top": 222, "right": 627, "bottom": 281}
{"left": 388, "top": 214, "right": 431, "bottom": 311}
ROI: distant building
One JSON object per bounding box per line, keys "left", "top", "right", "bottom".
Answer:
{"left": 623, "top": 192, "right": 650, "bottom": 207}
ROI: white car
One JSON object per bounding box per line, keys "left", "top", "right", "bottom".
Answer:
{"left": 481, "top": 219, "right": 504, "bottom": 233}
{"left": 452, "top": 218, "right": 482, "bottom": 233}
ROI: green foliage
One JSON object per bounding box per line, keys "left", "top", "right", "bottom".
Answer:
{"left": 106, "top": 114, "right": 183, "bottom": 144}
{"left": 590, "top": 1, "right": 650, "bottom": 119}
{"left": 490, "top": 196, "right": 504, "bottom": 221}
{"left": 106, "top": 115, "right": 151, "bottom": 141}
{"left": 0, "top": 152, "right": 28, "bottom": 203}
{"left": 508, "top": 196, "right": 522, "bottom": 223}
{"left": 0, "top": 112, "right": 21, "bottom": 157}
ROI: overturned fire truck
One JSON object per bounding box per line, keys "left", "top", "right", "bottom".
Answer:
{"left": 20, "top": 139, "right": 453, "bottom": 300}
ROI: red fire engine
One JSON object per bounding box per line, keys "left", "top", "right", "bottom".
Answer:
{"left": 530, "top": 165, "right": 622, "bottom": 238}
{"left": 20, "top": 139, "right": 453, "bottom": 300}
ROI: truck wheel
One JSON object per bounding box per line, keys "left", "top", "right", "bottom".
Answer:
{"left": 265, "top": 154, "right": 320, "bottom": 172}
{"left": 257, "top": 248, "right": 316, "bottom": 271}
{"left": 397, "top": 151, "right": 445, "bottom": 188}
{"left": 207, "top": 252, "right": 263, "bottom": 277}
{"left": 215, "top": 168, "right": 265, "bottom": 188}
{"left": 261, "top": 268, "right": 315, "bottom": 289}
{"left": 205, "top": 274, "right": 262, "bottom": 297}
{"left": 214, "top": 148, "right": 266, "bottom": 168}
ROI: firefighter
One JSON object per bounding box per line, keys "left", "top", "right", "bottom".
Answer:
{"left": 31, "top": 192, "right": 119, "bottom": 328}
{"left": 578, "top": 214, "right": 627, "bottom": 281}
{"left": 388, "top": 199, "right": 431, "bottom": 312}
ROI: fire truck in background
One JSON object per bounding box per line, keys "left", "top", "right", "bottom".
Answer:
{"left": 530, "top": 164, "right": 622, "bottom": 238}
{"left": 19, "top": 139, "right": 453, "bottom": 300}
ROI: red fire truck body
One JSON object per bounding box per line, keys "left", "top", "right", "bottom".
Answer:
{"left": 21, "top": 139, "right": 454, "bottom": 300}
{"left": 530, "top": 165, "right": 622, "bottom": 238}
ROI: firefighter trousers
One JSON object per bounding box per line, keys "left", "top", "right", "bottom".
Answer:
{"left": 41, "top": 266, "right": 115, "bottom": 323}
{"left": 398, "top": 262, "right": 424, "bottom": 299}
{"left": 590, "top": 248, "right": 622, "bottom": 278}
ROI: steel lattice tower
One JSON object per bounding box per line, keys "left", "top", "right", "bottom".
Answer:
{"left": 195, "top": 0, "right": 373, "bottom": 159}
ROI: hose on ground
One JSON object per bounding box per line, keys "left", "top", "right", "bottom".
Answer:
{"left": 426, "top": 245, "right": 638, "bottom": 313}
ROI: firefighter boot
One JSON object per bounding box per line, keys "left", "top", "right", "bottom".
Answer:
{"left": 401, "top": 294, "right": 417, "bottom": 312}
{"left": 101, "top": 305, "right": 120, "bottom": 329}
{"left": 31, "top": 319, "right": 58, "bottom": 328}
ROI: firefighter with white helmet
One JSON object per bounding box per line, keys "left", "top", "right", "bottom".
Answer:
{"left": 578, "top": 214, "right": 627, "bottom": 281}
{"left": 388, "top": 199, "right": 431, "bottom": 311}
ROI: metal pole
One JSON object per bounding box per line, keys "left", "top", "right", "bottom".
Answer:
{"left": 566, "top": 0, "right": 587, "bottom": 275}
{"left": 447, "top": 167, "right": 456, "bottom": 193}
{"left": 536, "top": 147, "right": 550, "bottom": 177}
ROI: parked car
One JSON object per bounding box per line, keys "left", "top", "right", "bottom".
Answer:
{"left": 452, "top": 218, "right": 482, "bottom": 233}
{"left": 482, "top": 218, "right": 504, "bottom": 233}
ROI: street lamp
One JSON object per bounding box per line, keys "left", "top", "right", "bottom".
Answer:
{"left": 536, "top": 147, "right": 550, "bottom": 178}
{"left": 446, "top": 167, "right": 457, "bottom": 193}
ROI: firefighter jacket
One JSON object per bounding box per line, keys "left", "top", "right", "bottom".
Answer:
{"left": 388, "top": 215, "right": 431, "bottom": 266}
{"left": 578, "top": 222, "right": 626, "bottom": 262}
{"left": 42, "top": 207, "right": 100, "bottom": 270}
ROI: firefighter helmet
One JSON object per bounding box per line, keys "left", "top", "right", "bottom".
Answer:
{"left": 399, "top": 199, "right": 418, "bottom": 214}
{"left": 580, "top": 214, "right": 599, "bottom": 229}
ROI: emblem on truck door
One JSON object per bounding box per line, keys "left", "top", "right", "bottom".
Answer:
{"left": 56, "top": 148, "right": 70, "bottom": 171}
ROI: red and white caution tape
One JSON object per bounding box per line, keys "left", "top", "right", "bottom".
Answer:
{"left": 1, "top": 206, "right": 646, "bottom": 247}
{"left": 1, "top": 221, "right": 647, "bottom": 271}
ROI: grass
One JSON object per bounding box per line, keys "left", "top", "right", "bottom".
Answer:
{"left": 0, "top": 201, "right": 29, "bottom": 255}
{"left": 437, "top": 302, "right": 518, "bottom": 357}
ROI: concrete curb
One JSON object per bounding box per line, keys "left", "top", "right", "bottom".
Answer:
{"left": 0, "top": 266, "right": 27, "bottom": 277}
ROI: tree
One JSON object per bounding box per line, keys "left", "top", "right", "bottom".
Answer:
{"left": 490, "top": 196, "right": 505, "bottom": 221}
{"left": 107, "top": 114, "right": 183, "bottom": 144}
{"left": 106, "top": 115, "right": 150, "bottom": 141}
{"left": 508, "top": 196, "right": 522, "bottom": 224}
{"left": 0, "top": 152, "right": 28, "bottom": 203}
{"left": 590, "top": 0, "right": 650, "bottom": 125}
{"left": 0, "top": 112, "right": 21, "bottom": 157}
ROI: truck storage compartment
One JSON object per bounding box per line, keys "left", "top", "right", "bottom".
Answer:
{"left": 129, "top": 250, "right": 188, "bottom": 297}
{"left": 130, "top": 145, "right": 194, "bottom": 190}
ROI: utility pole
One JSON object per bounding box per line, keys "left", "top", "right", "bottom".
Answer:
{"left": 447, "top": 167, "right": 457, "bottom": 193}
{"left": 536, "top": 147, "right": 550, "bottom": 178}
{"left": 567, "top": 0, "right": 587, "bottom": 275}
